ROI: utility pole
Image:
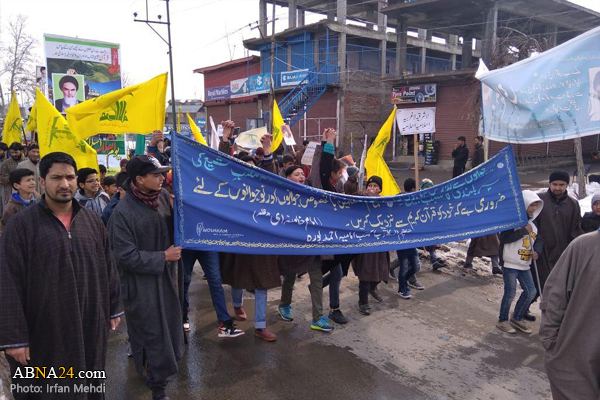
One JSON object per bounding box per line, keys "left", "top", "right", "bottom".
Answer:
{"left": 134, "top": 0, "right": 177, "bottom": 129}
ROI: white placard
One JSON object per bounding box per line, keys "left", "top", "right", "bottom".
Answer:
{"left": 301, "top": 142, "right": 318, "bottom": 166}
{"left": 396, "top": 107, "right": 436, "bottom": 135}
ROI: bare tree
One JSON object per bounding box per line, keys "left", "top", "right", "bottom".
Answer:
{"left": 0, "top": 14, "right": 38, "bottom": 114}
{"left": 121, "top": 70, "right": 134, "bottom": 88}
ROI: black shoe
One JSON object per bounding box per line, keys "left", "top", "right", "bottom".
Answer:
{"left": 463, "top": 262, "right": 473, "bottom": 269}
{"left": 358, "top": 303, "right": 371, "bottom": 315}
{"left": 328, "top": 309, "right": 348, "bottom": 324}
{"left": 369, "top": 288, "right": 383, "bottom": 302}
{"left": 523, "top": 311, "right": 536, "bottom": 322}
{"left": 152, "top": 389, "right": 169, "bottom": 400}
{"left": 408, "top": 280, "right": 425, "bottom": 290}
{"left": 492, "top": 266, "right": 503, "bottom": 275}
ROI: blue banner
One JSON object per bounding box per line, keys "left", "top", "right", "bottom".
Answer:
{"left": 205, "top": 85, "right": 230, "bottom": 101}
{"left": 281, "top": 69, "right": 310, "bottom": 87}
{"left": 172, "top": 134, "right": 527, "bottom": 255}
{"left": 478, "top": 27, "right": 600, "bottom": 144}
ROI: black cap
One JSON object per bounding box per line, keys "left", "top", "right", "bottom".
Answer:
{"left": 127, "top": 155, "right": 170, "bottom": 181}
{"left": 366, "top": 175, "right": 383, "bottom": 191}
{"left": 549, "top": 170, "right": 569, "bottom": 184}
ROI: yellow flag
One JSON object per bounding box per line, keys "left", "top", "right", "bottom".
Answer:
{"left": 25, "top": 100, "right": 37, "bottom": 132}
{"left": 187, "top": 113, "right": 207, "bottom": 145}
{"left": 270, "top": 100, "right": 285, "bottom": 152}
{"left": 2, "top": 91, "right": 23, "bottom": 146}
{"left": 66, "top": 73, "right": 167, "bottom": 140}
{"left": 36, "top": 88, "right": 99, "bottom": 171}
{"left": 365, "top": 107, "right": 401, "bottom": 196}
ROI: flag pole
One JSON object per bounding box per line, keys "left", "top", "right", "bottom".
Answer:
{"left": 413, "top": 133, "right": 419, "bottom": 185}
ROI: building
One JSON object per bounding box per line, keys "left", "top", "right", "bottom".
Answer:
{"left": 165, "top": 100, "right": 205, "bottom": 135}
{"left": 196, "top": 0, "right": 600, "bottom": 161}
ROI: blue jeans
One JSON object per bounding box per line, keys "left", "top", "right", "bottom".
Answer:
{"left": 426, "top": 246, "right": 438, "bottom": 264}
{"left": 397, "top": 249, "right": 420, "bottom": 294}
{"left": 182, "top": 249, "right": 231, "bottom": 323}
{"left": 231, "top": 288, "right": 268, "bottom": 329}
{"left": 499, "top": 267, "right": 537, "bottom": 322}
{"left": 322, "top": 263, "right": 343, "bottom": 309}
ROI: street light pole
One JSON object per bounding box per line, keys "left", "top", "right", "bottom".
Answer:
{"left": 165, "top": 0, "right": 177, "bottom": 126}
{"left": 134, "top": 0, "right": 177, "bottom": 130}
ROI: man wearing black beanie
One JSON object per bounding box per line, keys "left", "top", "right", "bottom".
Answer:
{"left": 529, "top": 170, "right": 583, "bottom": 321}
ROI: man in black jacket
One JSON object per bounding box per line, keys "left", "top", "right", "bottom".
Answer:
{"left": 471, "top": 136, "right": 485, "bottom": 168}
{"left": 451, "top": 136, "right": 469, "bottom": 178}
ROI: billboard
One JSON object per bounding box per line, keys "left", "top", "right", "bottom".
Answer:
{"left": 230, "top": 77, "right": 249, "bottom": 98}
{"left": 392, "top": 84, "right": 437, "bottom": 104}
{"left": 249, "top": 74, "right": 270, "bottom": 95}
{"left": 44, "top": 34, "right": 122, "bottom": 111}
{"left": 281, "top": 69, "right": 309, "bottom": 87}
{"left": 205, "top": 85, "right": 230, "bottom": 101}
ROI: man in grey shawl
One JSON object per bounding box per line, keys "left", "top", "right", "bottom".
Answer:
{"left": 108, "top": 155, "right": 184, "bottom": 400}
{"left": 540, "top": 229, "right": 600, "bottom": 400}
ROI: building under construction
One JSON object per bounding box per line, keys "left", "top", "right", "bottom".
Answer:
{"left": 197, "top": 0, "right": 600, "bottom": 161}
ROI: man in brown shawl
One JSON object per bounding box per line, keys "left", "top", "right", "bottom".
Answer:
{"left": 0, "top": 152, "right": 122, "bottom": 399}
{"left": 532, "top": 171, "right": 583, "bottom": 319}
{"left": 540, "top": 229, "right": 600, "bottom": 400}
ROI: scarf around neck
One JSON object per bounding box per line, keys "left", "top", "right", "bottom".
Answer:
{"left": 12, "top": 192, "right": 37, "bottom": 207}
{"left": 129, "top": 181, "right": 160, "bottom": 211}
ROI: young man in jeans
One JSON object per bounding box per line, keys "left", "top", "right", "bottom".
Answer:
{"left": 181, "top": 250, "right": 244, "bottom": 338}
{"left": 497, "top": 190, "right": 544, "bottom": 334}
{"left": 393, "top": 178, "right": 424, "bottom": 295}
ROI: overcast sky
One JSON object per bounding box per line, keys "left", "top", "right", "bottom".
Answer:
{"left": 1, "top": 0, "right": 599, "bottom": 104}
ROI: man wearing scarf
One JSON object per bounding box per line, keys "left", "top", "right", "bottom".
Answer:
{"left": 108, "top": 155, "right": 184, "bottom": 400}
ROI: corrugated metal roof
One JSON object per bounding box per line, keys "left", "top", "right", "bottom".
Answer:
{"left": 193, "top": 56, "right": 260, "bottom": 74}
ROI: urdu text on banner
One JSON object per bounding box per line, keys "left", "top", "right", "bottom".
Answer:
{"left": 172, "top": 134, "right": 527, "bottom": 255}
{"left": 477, "top": 26, "right": 600, "bottom": 143}
{"left": 396, "top": 107, "right": 436, "bottom": 135}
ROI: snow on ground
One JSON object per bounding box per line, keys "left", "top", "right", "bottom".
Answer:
{"left": 569, "top": 182, "right": 600, "bottom": 215}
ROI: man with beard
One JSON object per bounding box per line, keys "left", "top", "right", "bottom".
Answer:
{"left": 0, "top": 142, "right": 25, "bottom": 207}
{"left": 54, "top": 75, "right": 80, "bottom": 113}
{"left": 18, "top": 143, "right": 42, "bottom": 194}
{"left": 108, "top": 155, "right": 184, "bottom": 400}
{"left": 0, "top": 152, "right": 122, "bottom": 399}
{"left": 531, "top": 171, "right": 583, "bottom": 320}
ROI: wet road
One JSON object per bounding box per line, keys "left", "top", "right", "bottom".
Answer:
{"left": 104, "top": 248, "right": 552, "bottom": 400}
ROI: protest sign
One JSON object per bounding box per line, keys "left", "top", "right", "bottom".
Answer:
{"left": 300, "top": 141, "right": 318, "bottom": 165}
{"left": 396, "top": 107, "right": 436, "bottom": 135}
{"left": 172, "top": 134, "right": 526, "bottom": 255}
{"left": 477, "top": 26, "right": 600, "bottom": 143}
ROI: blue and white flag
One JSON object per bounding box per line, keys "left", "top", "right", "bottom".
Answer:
{"left": 477, "top": 26, "right": 600, "bottom": 144}
{"left": 172, "top": 134, "right": 526, "bottom": 255}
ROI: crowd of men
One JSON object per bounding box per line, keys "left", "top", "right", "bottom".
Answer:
{"left": 0, "top": 123, "right": 599, "bottom": 400}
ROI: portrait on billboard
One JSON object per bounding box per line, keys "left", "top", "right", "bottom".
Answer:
{"left": 52, "top": 73, "right": 85, "bottom": 113}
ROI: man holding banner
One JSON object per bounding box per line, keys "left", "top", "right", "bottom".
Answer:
{"left": 108, "top": 155, "right": 184, "bottom": 400}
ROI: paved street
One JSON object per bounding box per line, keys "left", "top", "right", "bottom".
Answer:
{"left": 102, "top": 243, "right": 551, "bottom": 400}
